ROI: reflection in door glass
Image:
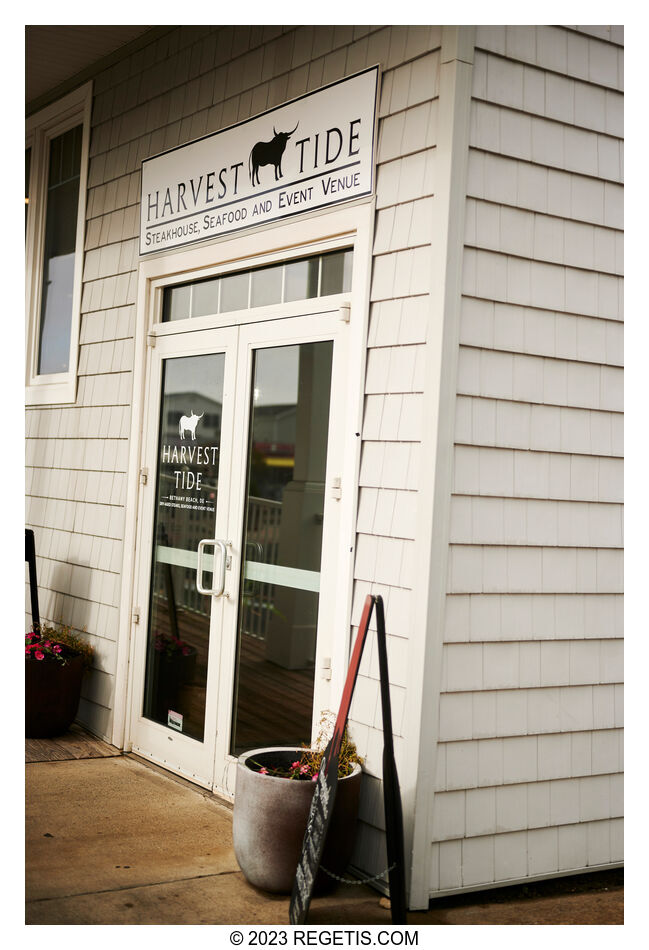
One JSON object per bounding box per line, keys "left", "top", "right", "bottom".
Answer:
{"left": 230, "top": 340, "right": 333, "bottom": 754}
{"left": 143, "top": 353, "right": 225, "bottom": 741}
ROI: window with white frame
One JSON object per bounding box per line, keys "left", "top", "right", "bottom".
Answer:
{"left": 25, "top": 82, "right": 92, "bottom": 405}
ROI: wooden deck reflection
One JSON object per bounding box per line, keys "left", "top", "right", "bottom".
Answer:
{"left": 232, "top": 634, "right": 314, "bottom": 753}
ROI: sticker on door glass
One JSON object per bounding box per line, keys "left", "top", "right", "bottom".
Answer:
{"left": 167, "top": 709, "right": 183, "bottom": 731}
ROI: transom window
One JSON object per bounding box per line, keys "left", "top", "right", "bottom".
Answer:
{"left": 162, "top": 248, "right": 353, "bottom": 322}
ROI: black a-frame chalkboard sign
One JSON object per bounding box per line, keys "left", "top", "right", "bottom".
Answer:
{"left": 289, "top": 594, "right": 407, "bottom": 925}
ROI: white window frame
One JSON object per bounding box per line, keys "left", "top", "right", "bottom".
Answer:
{"left": 25, "top": 81, "right": 92, "bottom": 406}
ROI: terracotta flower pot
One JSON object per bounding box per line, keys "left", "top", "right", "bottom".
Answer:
{"left": 25, "top": 653, "right": 84, "bottom": 738}
{"left": 233, "top": 747, "right": 362, "bottom": 894}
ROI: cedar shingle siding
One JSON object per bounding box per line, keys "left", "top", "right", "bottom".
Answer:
{"left": 431, "top": 25, "right": 623, "bottom": 892}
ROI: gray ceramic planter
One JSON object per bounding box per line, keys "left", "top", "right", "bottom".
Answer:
{"left": 233, "top": 747, "right": 362, "bottom": 894}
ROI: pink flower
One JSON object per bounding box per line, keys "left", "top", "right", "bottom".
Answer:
{"left": 53, "top": 644, "right": 62, "bottom": 653}
{"left": 34, "top": 651, "right": 45, "bottom": 660}
{"left": 43, "top": 640, "right": 51, "bottom": 648}
{"left": 25, "top": 646, "right": 32, "bottom": 654}
{"left": 259, "top": 767, "right": 268, "bottom": 774}
{"left": 291, "top": 761, "right": 300, "bottom": 770}
{"left": 300, "top": 765, "right": 310, "bottom": 775}
{"left": 311, "top": 774, "right": 318, "bottom": 782}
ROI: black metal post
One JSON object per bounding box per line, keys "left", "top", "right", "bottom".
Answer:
{"left": 25, "top": 529, "right": 41, "bottom": 633}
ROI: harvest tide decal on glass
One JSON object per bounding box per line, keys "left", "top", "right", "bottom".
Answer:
{"left": 140, "top": 66, "right": 379, "bottom": 254}
{"left": 160, "top": 406, "right": 218, "bottom": 509}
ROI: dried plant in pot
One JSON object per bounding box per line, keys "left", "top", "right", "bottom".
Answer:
{"left": 232, "top": 716, "right": 363, "bottom": 894}
{"left": 25, "top": 624, "right": 94, "bottom": 739}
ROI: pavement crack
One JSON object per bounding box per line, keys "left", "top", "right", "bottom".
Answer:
{"left": 26, "top": 868, "right": 242, "bottom": 903}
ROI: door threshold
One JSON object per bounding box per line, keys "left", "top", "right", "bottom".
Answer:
{"left": 126, "top": 751, "right": 234, "bottom": 810}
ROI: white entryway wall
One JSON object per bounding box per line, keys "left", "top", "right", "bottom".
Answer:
{"left": 410, "top": 25, "right": 624, "bottom": 902}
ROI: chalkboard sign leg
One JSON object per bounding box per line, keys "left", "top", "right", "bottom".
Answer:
{"left": 375, "top": 595, "right": 407, "bottom": 924}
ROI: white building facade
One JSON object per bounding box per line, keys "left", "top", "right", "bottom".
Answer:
{"left": 25, "top": 25, "right": 623, "bottom": 908}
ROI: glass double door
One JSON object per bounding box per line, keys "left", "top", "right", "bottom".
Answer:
{"left": 130, "top": 312, "right": 346, "bottom": 794}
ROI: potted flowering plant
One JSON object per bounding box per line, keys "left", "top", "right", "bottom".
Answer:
{"left": 154, "top": 630, "right": 196, "bottom": 660}
{"left": 232, "top": 716, "right": 363, "bottom": 894}
{"left": 25, "top": 624, "right": 94, "bottom": 738}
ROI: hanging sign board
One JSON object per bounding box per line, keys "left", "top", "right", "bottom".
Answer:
{"left": 139, "top": 65, "right": 379, "bottom": 255}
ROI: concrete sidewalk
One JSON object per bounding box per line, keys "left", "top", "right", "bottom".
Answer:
{"left": 26, "top": 752, "right": 623, "bottom": 925}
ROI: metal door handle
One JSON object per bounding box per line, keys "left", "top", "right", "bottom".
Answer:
{"left": 196, "top": 538, "right": 228, "bottom": 596}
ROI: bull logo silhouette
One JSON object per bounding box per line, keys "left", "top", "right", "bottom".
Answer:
{"left": 249, "top": 122, "right": 299, "bottom": 186}
{"left": 179, "top": 410, "right": 204, "bottom": 440}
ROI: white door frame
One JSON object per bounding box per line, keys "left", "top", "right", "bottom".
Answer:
{"left": 113, "top": 203, "right": 375, "bottom": 791}
{"left": 128, "top": 324, "right": 238, "bottom": 787}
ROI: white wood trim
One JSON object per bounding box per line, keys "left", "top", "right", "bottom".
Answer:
{"left": 326, "top": 202, "right": 375, "bottom": 727}
{"left": 25, "top": 81, "right": 92, "bottom": 406}
{"left": 136, "top": 200, "right": 373, "bottom": 282}
{"left": 151, "top": 295, "right": 345, "bottom": 339}
{"left": 111, "top": 268, "right": 148, "bottom": 750}
{"left": 404, "top": 26, "right": 476, "bottom": 911}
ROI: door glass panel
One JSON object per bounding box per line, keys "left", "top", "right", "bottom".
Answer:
{"left": 230, "top": 340, "right": 334, "bottom": 754}
{"left": 143, "top": 353, "right": 225, "bottom": 741}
